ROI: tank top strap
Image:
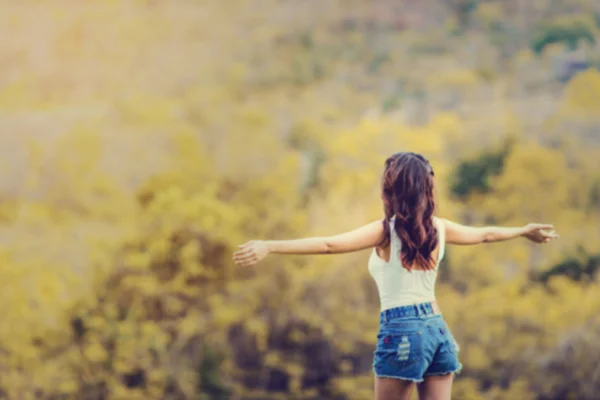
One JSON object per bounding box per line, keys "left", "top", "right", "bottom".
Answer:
{"left": 435, "top": 217, "right": 446, "bottom": 266}
{"left": 389, "top": 216, "right": 399, "bottom": 258}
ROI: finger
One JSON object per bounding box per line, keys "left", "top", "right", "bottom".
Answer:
{"left": 235, "top": 256, "right": 252, "bottom": 266}
{"left": 238, "top": 250, "right": 258, "bottom": 260}
{"left": 536, "top": 224, "right": 555, "bottom": 230}
{"left": 234, "top": 248, "right": 254, "bottom": 258}
{"left": 541, "top": 232, "right": 559, "bottom": 239}
{"left": 243, "top": 253, "right": 260, "bottom": 264}
{"left": 237, "top": 258, "right": 256, "bottom": 265}
{"left": 233, "top": 253, "right": 248, "bottom": 262}
{"left": 233, "top": 249, "right": 250, "bottom": 258}
{"left": 234, "top": 255, "right": 247, "bottom": 264}
{"left": 233, "top": 250, "right": 246, "bottom": 258}
{"left": 239, "top": 240, "right": 257, "bottom": 249}
{"left": 233, "top": 253, "right": 255, "bottom": 263}
{"left": 234, "top": 256, "right": 252, "bottom": 265}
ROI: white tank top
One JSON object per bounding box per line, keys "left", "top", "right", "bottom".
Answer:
{"left": 368, "top": 216, "right": 446, "bottom": 311}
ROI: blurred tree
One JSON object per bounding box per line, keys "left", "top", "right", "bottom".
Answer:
{"left": 530, "top": 16, "right": 596, "bottom": 55}
{"left": 589, "top": 179, "right": 600, "bottom": 212}
{"left": 535, "top": 251, "right": 600, "bottom": 283}
{"left": 196, "top": 345, "right": 231, "bottom": 400}
{"left": 450, "top": 138, "right": 514, "bottom": 200}
{"left": 532, "top": 316, "right": 600, "bottom": 400}
{"left": 448, "top": 0, "right": 480, "bottom": 32}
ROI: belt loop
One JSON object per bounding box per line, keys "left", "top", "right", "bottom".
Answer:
{"left": 383, "top": 310, "right": 388, "bottom": 324}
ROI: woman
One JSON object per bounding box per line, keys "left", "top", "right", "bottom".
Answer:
{"left": 233, "top": 152, "right": 558, "bottom": 400}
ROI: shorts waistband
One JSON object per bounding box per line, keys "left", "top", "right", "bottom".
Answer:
{"left": 380, "top": 302, "right": 440, "bottom": 323}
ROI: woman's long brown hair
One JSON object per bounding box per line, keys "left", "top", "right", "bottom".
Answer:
{"left": 380, "top": 152, "right": 438, "bottom": 271}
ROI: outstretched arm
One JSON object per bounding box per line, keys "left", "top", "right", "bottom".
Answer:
{"left": 441, "top": 218, "right": 559, "bottom": 245}
{"left": 233, "top": 220, "right": 385, "bottom": 267}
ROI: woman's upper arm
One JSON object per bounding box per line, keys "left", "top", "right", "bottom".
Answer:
{"left": 440, "top": 218, "right": 485, "bottom": 245}
{"left": 324, "top": 220, "right": 385, "bottom": 253}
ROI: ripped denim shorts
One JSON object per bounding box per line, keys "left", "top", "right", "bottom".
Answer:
{"left": 373, "top": 302, "right": 463, "bottom": 382}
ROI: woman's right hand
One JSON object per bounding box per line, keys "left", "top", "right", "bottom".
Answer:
{"left": 233, "top": 240, "right": 270, "bottom": 267}
{"left": 522, "top": 223, "right": 559, "bottom": 244}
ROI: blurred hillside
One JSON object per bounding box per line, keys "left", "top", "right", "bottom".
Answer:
{"left": 0, "top": 1, "right": 600, "bottom": 399}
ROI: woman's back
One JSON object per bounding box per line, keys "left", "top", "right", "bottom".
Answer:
{"left": 368, "top": 216, "right": 446, "bottom": 311}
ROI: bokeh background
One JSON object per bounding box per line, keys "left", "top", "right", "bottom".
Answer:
{"left": 1, "top": 1, "right": 600, "bottom": 399}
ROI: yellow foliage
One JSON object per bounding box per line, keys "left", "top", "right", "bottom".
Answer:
{"left": 428, "top": 69, "right": 481, "bottom": 89}
{"left": 560, "top": 68, "right": 600, "bottom": 118}
{"left": 476, "top": 3, "right": 504, "bottom": 28}
{"left": 0, "top": 1, "right": 598, "bottom": 399}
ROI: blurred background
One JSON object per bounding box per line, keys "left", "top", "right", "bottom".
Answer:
{"left": 1, "top": 0, "right": 599, "bottom": 399}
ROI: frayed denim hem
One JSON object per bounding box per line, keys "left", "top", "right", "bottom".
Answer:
{"left": 424, "top": 364, "right": 463, "bottom": 378}
{"left": 374, "top": 373, "right": 424, "bottom": 383}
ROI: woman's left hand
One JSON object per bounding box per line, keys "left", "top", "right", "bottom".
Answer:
{"left": 522, "top": 223, "right": 559, "bottom": 244}
{"left": 233, "top": 240, "right": 270, "bottom": 267}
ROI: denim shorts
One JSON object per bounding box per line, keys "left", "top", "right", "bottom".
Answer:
{"left": 373, "top": 302, "right": 463, "bottom": 382}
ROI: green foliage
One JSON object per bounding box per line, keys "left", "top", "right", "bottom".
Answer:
{"left": 589, "top": 179, "right": 600, "bottom": 211}
{"left": 536, "top": 252, "right": 600, "bottom": 283}
{"left": 450, "top": 139, "right": 513, "bottom": 199}
{"left": 450, "top": 0, "right": 480, "bottom": 32}
{"left": 530, "top": 17, "right": 596, "bottom": 55}
{"left": 197, "top": 346, "right": 231, "bottom": 400}
{"left": 456, "top": 0, "right": 479, "bottom": 15}
{"left": 367, "top": 52, "right": 392, "bottom": 75}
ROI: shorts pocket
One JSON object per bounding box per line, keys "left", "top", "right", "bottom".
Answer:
{"left": 377, "top": 330, "right": 423, "bottom": 368}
